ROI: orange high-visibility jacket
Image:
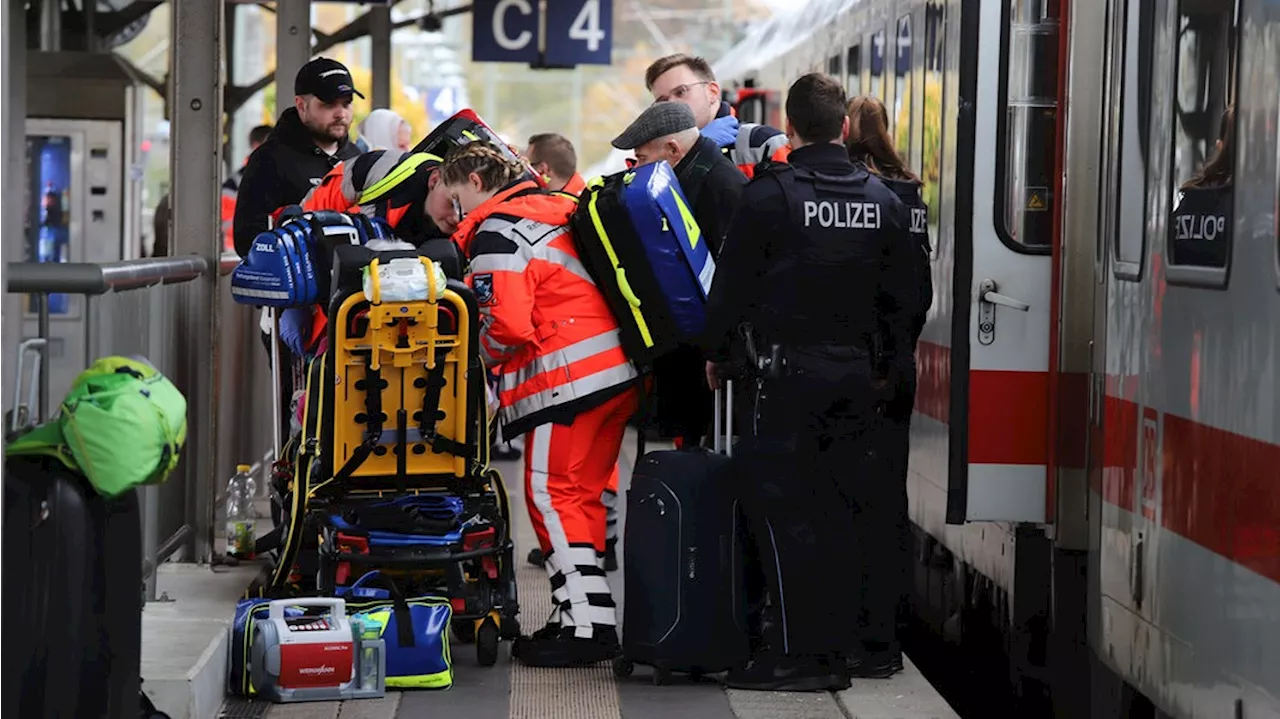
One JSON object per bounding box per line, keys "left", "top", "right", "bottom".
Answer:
{"left": 453, "top": 180, "right": 640, "bottom": 439}
{"left": 728, "top": 123, "right": 791, "bottom": 179}
{"left": 300, "top": 150, "right": 441, "bottom": 227}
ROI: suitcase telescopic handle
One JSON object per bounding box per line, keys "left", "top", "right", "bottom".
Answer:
{"left": 11, "top": 338, "right": 47, "bottom": 432}
{"left": 712, "top": 379, "right": 734, "bottom": 457}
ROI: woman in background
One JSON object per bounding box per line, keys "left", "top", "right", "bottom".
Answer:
{"left": 356, "top": 108, "right": 413, "bottom": 152}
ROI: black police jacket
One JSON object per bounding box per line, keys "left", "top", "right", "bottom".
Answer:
{"left": 701, "top": 143, "right": 918, "bottom": 375}
{"left": 1169, "top": 183, "right": 1232, "bottom": 269}
{"left": 674, "top": 136, "right": 749, "bottom": 257}
{"left": 233, "top": 108, "right": 360, "bottom": 257}
{"left": 879, "top": 176, "right": 933, "bottom": 346}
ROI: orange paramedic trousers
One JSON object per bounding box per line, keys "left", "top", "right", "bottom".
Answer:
{"left": 524, "top": 386, "right": 639, "bottom": 638}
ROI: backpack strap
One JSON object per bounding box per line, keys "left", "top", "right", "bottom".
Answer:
{"left": 331, "top": 355, "right": 384, "bottom": 484}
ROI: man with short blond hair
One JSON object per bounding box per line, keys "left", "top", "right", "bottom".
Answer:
{"left": 643, "top": 53, "right": 790, "bottom": 178}
{"left": 526, "top": 132, "right": 585, "bottom": 194}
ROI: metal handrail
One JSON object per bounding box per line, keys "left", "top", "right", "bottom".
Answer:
{"left": 5, "top": 255, "right": 211, "bottom": 295}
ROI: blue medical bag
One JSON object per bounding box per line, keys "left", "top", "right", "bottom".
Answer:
{"left": 571, "top": 161, "right": 716, "bottom": 367}
{"left": 230, "top": 212, "right": 394, "bottom": 308}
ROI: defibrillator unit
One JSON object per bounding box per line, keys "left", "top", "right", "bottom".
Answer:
{"left": 248, "top": 598, "right": 386, "bottom": 703}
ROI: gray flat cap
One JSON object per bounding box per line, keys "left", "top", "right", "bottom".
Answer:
{"left": 611, "top": 101, "right": 697, "bottom": 150}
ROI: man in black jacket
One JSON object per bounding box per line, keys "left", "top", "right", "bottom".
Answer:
{"left": 611, "top": 101, "right": 747, "bottom": 449}
{"left": 233, "top": 57, "right": 363, "bottom": 257}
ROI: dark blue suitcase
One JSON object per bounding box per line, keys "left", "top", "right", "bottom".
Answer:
{"left": 3, "top": 455, "right": 143, "bottom": 719}
{"left": 571, "top": 161, "right": 716, "bottom": 368}
{"left": 614, "top": 383, "right": 748, "bottom": 683}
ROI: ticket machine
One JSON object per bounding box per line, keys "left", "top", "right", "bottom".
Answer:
{"left": 20, "top": 51, "right": 142, "bottom": 409}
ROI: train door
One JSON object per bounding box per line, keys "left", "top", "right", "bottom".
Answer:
{"left": 946, "top": 0, "right": 1062, "bottom": 524}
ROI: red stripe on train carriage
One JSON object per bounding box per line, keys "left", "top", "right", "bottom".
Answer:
{"left": 914, "top": 341, "right": 1280, "bottom": 582}
{"left": 1103, "top": 395, "right": 1280, "bottom": 584}
{"left": 914, "top": 340, "right": 1051, "bottom": 466}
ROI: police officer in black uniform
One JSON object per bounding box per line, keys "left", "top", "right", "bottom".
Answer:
{"left": 702, "top": 73, "right": 919, "bottom": 692}
{"left": 1170, "top": 104, "right": 1234, "bottom": 269}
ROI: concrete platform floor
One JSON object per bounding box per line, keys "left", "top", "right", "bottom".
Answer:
{"left": 207, "top": 431, "right": 959, "bottom": 719}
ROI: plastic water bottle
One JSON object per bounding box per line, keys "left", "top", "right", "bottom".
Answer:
{"left": 225, "top": 464, "right": 257, "bottom": 558}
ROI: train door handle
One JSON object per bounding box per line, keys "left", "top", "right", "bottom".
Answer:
{"left": 977, "top": 279, "right": 1030, "bottom": 345}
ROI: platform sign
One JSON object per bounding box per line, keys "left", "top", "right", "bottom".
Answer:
{"left": 426, "top": 87, "right": 460, "bottom": 125}
{"left": 544, "top": 0, "right": 613, "bottom": 66}
{"left": 472, "top": 0, "right": 540, "bottom": 63}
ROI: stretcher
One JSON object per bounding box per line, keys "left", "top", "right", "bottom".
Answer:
{"left": 252, "top": 236, "right": 520, "bottom": 669}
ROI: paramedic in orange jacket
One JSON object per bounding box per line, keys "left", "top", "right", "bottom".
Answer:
{"left": 520, "top": 132, "right": 621, "bottom": 574}
{"left": 440, "top": 143, "right": 641, "bottom": 667}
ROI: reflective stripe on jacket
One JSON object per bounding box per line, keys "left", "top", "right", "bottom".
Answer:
{"left": 300, "top": 150, "right": 442, "bottom": 229}
{"left": 453, "top": 180, "right": 639, "bottom": 437}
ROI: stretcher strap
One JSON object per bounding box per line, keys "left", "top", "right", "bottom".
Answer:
{"left": 419, "top": 347, "right": 467, "bottom": 456}
{"left": 334, "top": 361, "right": 384, "bottom": 484}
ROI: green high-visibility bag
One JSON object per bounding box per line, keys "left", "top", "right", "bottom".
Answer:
{"left": 6, "top": 356, "right": 188, "bottom": 498}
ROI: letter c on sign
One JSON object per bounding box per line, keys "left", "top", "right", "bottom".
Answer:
{"left": 494, "top": 0, "right": 533, "bottom": 51}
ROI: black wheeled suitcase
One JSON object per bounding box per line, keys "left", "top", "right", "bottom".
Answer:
{"left": 3, "top": 454, "right": 144, "bottom": 719}
{"left": 614, "top": 382, "right": 748, "bottom": 684}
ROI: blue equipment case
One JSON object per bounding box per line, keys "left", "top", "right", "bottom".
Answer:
{"left": 571, "top": 161, "right": 716, "bottom": 367}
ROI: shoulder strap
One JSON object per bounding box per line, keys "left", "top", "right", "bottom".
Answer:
{"left": 359, "top": 152, "right": 442, "bottom": 205}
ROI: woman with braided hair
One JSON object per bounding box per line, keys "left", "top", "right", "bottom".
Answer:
{"left": 440, "top": 142, "right": 641, "bottom": 667}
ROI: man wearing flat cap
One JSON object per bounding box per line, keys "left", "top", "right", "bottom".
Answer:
{"left": 613, "top": 101, "right": 747, "bottom": 451}
{"left": 613, "top": 101, "right": 746, "bottom": 257}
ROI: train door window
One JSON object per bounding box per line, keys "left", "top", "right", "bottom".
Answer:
{"left": 828, "top": 53, "right": 843, "bottom": 79}
{"left": 1165, "top": 0, "right": 1239, "bottom": 286}
{"left": 870, "top": 28, "right": 887, "bottom": 100}
{"left": 995, "top": 0, "right": 1060, "bottom": 252}
{"left": 895, "top": 15, "right": 914, "bottom": 162}
{"left": 1102, "top": 0, "right": 1155, "bottom": 280}
{"left": 922, "top": 0, "right": 945, "bottom": 245}
{"left": 847, "top": 45, "right": 862, "bottom": 97}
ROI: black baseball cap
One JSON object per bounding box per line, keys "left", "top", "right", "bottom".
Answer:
{"left": 294, "top": 57, "right": 365, "bottom": 102}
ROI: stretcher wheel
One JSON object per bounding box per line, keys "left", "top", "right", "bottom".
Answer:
{"left": 476, "top": 619, "right": 500, "bottom": 667}
{"left": 651, "top": 663, "right": 671, "bottom": 686}
{"left": 612, "top": 657, "right": 634, "bottom": 678}
{"left": 453, "top": 619, "right": 476, "bottom": 644}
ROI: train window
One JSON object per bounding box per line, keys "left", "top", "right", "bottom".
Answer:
{"left": 1103, "top": 0, "right": 1155, "bottom": 280}
{"left": 870, "top": 29, "right": 887, "bottom": 100}
{"left": 828, "top": 53, "right": 843, "bottom": 78}
{"left": 1165, "top": 0, "right": 1239, "bottom": 284}
{"left": 995, "top": 0, "right": 1060, "bottom": 252}
{"left": 847, "top": 45, "right": 862, "bottom": 97}
{"left": 895, "top": 15, "right": 914, "bottom": 162}
{"left": 922, "top": 1, "right": 945, "bottom": 242}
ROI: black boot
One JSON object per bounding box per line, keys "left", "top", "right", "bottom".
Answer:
{"left": 845, "top": 645, "right": 903, "bottom": 679}
{"left": 723, "top": 653, "right": 850, "bottom": 692}
{"left": 603, "top": 537, "right": 618, "bottom": 572}
{"left": 493, "top": 442, "right": 522, "bottom": 461}
{"left": 512, "top": 625, "right": 620, "bottom": 668}
{"left": 527, "top": 547, "right": 546, "bottom": 567}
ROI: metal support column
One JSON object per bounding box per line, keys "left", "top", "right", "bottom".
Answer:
{"left": 370, "top": 4, "right": 392, "bottom": 108}
{"left": 275, "top": 0, "right": 312, "bottom": 116}
{"left": 170, "top": 0, "right": 225, "bottom": 564}
{"left": 3, "top": 0, "right": 29, "bottom": 417}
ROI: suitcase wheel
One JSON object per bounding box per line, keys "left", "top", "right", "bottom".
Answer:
{"left": 612, "top": 656, "right": 634, "bottom": 679}
{"left": 476, "top": 618, "right": 500, "bottom": 667}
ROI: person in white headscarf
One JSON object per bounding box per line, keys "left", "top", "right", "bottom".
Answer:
{"left": 356, "top": 108, "right": 413, "bottom": 152}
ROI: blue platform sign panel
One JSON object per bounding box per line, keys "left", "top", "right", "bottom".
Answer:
{"left": 472, "top": 0, "right": 540, "bottom": 63}
{"left": 425, "top": 87, "right": 460, "bottom": 125}
{"left": 544, "top": 0, "right": 614, "bottom": 66}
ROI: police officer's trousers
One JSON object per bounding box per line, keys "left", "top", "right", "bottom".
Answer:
{"left": 738, "top": 346, "right": 879, "bottom": 658}
{"left": 849, "top": 371, "right": 914, "bottom": 655}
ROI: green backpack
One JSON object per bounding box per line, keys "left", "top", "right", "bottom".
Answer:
{"left": 6, "top": 356, "right": 188, "bottom": 498}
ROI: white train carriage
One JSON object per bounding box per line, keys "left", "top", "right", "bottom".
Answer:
{"left": 715, "top": 1, "right": 1280, "bottom": 717}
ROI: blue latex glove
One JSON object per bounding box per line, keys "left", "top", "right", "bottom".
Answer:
{"left": 701, "top": 115, "right": 740, "bottom": 148}
{"left": 278, "top": 307, "right": 313, "bottom": 357}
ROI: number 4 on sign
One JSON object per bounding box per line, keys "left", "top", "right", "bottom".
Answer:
{"left": 570, "top": 0, "right": 605, "bottom": 52}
